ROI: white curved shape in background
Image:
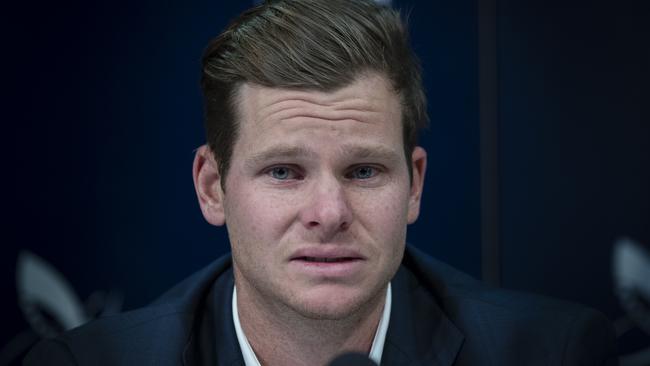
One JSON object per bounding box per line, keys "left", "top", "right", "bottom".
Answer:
{"left": 16, "top": 251, "right": 88, "bottom": 331}
{"left": 614, "top": 238, "right": 650, "bottom": 297}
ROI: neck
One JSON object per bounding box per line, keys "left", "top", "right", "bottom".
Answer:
{"left": 235, "top": 280, "right": 386, "bottom": 366}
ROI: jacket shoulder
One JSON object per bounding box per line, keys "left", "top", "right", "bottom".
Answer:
{"left": 23, "top": 254, "right": 234, "bottom": 366}
{"left": 24, "top": 338, "right": 76, "bottom": 366}
{"left": 403, "top": 245, "right": 618, "bottom": 365}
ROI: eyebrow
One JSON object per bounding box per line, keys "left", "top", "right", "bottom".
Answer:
{"left": 340, "top": 144, "right": 404, "bottom": 164}
{"left": 244, "top": 143, "right": 404, "bottom": 168}
{"left": 244, "top": 145, "right": 317, "bottom": 168}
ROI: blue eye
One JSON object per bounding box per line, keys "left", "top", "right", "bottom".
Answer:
{"left": 351, "top": 166, "right": 377, "bottom": 180}
{"left": 269, "top": 166, "right": 298, "bottom": 180}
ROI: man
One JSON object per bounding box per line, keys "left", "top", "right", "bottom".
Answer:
{"left": 25, "top": 0, "right": 617, "bottom": 365}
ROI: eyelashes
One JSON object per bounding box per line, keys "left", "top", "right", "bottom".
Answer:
{"left": 267, "top": 166, "right": 303, "bottom": 180}
{"left": 345, "top": 166, "right": 379, "bottom": 180}
{"left": 263, "top": 165, "right": 384, "bottom": 182}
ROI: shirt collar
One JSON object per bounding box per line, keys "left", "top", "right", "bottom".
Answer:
{"left": 232, "top": 284, "right": 392, "bottom": 365}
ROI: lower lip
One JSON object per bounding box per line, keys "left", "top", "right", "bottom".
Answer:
{"left": 289, "top": 258, "right": 364, "bottom": 278}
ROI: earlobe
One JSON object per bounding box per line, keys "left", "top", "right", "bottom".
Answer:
{"left": 192, "top": 145, "right": 226, "bottom": 226}
{"left": 407, "top": 146, "right": 427, "bottom": 224}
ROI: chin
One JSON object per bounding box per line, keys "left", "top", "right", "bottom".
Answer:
{"left": 293, "top": 302, "right": 363, "bottom": 320}
{"left": 289, "top": 285, "right": 384, "bottom": 321}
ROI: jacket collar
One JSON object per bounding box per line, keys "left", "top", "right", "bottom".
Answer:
{"left": 181, "top": 263, "right": 244, "bottom": 366}
{"left": 382, "top": 259, "right": 464, "bottom": 365}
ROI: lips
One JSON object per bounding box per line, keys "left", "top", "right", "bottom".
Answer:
{"left": 290, "top": 247, "right": 365, "bottom": 262}
{"left": 299, "top": 257, "right": 357, "bottom": 263}
{"left": 289, "top": 248, "right": 365, "bottom": 278}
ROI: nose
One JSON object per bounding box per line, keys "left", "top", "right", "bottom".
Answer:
{"left": 300, "top": 177, "right": 353, "bottom": 241}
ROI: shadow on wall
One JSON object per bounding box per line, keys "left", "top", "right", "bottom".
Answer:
{"left": 1, "top": 238, "right": 650, "bottom": 365}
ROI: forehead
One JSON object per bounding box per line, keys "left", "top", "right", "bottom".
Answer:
{"left": 231, "top": 73, "right": 403, "bottom": 154}
{"left": 236, "top": 73, "right": 399, "bottom": 117}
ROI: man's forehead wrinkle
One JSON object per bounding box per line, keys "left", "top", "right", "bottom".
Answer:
{"left": 254, "top": 95, "right": 381, "bottom": 125}
{"left": 260, "top": 95, "right": 378, "bottom": 111}
{"left": 241, "top": 74, "right": 394, "bottom": 123}
{"left": 268, "top": 109, "right": 382, "bottom": 126}
{"left": 258, "top": 96, "right": 387, "bottom": 132}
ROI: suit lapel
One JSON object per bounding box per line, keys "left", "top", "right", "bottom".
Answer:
{"left": 183, "top": 267, "right": 244, "bottom": 366}
{"left": 381, "top": 265, "right": 464, "bottom": 366}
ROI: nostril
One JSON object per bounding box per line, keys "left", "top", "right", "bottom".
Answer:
{"left": 308, "top": 221, "right": 319, "bottom": 228}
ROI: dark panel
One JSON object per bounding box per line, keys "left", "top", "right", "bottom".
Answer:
{"left": 478, "top": 0, "right": 501, "bottom": 286}
{"left": 498, "top": 0, "right": 650, "bottom": 321}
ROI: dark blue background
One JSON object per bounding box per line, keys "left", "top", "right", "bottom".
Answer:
{"left": 3, "top": 0, "right": 648, "bottom": 360}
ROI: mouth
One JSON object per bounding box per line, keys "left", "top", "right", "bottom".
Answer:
{"left": 290, "top": 247, "right": 365, "bottom": 262}
{"left": 295, "top": 256, "right": 361, "bottom": 263}
{"left": 289, "top": 249, "right": 365, "bottom": 278}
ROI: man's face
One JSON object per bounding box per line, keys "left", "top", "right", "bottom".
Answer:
{"left": 195, "top": 73, "right": 426, "bottom": 320}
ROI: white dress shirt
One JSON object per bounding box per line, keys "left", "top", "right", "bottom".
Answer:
{"left": 232, "top": 283, "right": 392, "bottom": 365}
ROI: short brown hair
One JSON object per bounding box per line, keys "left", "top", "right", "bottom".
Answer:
{"left": 201, "top": 0, "right": 427, "bottom": 185}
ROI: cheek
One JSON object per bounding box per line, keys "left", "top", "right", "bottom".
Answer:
{"left": 354, "top": 183, "right": 410, "bottom": 221}
{"left": 223, "top": 185, "right": 296, "bottom": 246}
{"left": 350, "top": 185, "right": 410, "bottom": 244}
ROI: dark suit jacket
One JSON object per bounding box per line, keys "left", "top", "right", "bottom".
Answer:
{"left": 24, "top": 246, "right": 617, "bottom": 365}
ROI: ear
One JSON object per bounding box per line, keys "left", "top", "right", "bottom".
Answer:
{"left": 407, "top": 146, "right": 427, "bottom": 224}
{"left": 192, "top": 145, "right": 226, "bottom": 226}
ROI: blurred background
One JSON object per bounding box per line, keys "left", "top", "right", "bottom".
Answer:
{"left": 2, "top": 0, "right": 648, "bottom": 364}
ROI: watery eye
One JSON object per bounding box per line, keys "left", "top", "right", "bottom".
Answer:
{"left": 270, "top": 166, "right": 292, "bottom": 180}
{"left": 352, "top": 166, "right": 376, "bottom": 179}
